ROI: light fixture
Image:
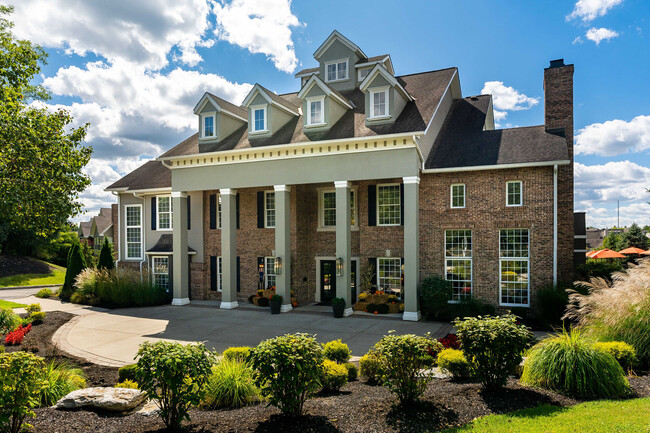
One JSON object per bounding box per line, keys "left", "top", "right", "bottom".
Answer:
{"left": 336, "top": 257, "right": 343, "bottom": 276}
{"left": 274, "top": 257, "right": 282, "bottom": 275}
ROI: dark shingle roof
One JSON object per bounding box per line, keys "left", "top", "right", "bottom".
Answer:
{"left": 106, "top": 160, "right": 170, "bottom": 191}
{"left": 359, "top": 54, "right": 389, "bottom": 64}
{"left": 206, "top": 92, "right": 247, "bottom": 119}
{"left": 257, "top": 84, "right": 301, "bottom": 113}
{"left": 146, "top": 234, "right": 196, "bottom": 254}
{"left": 294, "top": 67, "right": 319, "bottom": 76}
{"left": 79, "top": 222, "right": 91, "bottom": 237}
{"left": 425, "top": 96, "right": 569, "bottom": 169}
{"left": 93, "top": 208, "right": 113, "bottom": 234}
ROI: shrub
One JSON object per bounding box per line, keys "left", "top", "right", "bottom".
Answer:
{"left": 118, "top": 363, "right": 138, "bottom": 382}
{"left": 377, "top": 303, "right": 389, "bottom": 314}
{"left": 576, "top": 260, "right": 623, "bottom": 281}
{"left": 135, "top": 341, "right": 214, "bottom": 430}
{"left": 593, "top": 341, "right": 637, "bottom": 371}
{"left": 323, "top": 339, "right": 351, "bottom": 363}
{"left": 344, "top": 362, "right": 358, "bottom": 382}
{"left": 439, "top": 297, "right": 496, "bottom": 321}
{"left": 455, "top": 314, "right": 532, "bottom": 390}
{"left": 61, "top": 242, "right": 86, "bottom": 301}
{"left": 359, "top": 352, "right": 382, "bottom": 384}
{"left": 0, "top": 351, "right": 46, "bottom": 433}
{"left": 0, "top": 307, "right": 21, "bottom": 334}
{"left": 5, "top": 324, "right": 32, "bottom": 346}
{"left": 372, "top": 333, "right": 438, "bottom": 403}
{"left": 35, "top": 288, "right": 52, "bottom": 299}
{"left": 321, "top": 360, "right": 348, "bottom": 392}
{"left": 249, "top": 333, "right": 324, "bottom": 416}
{"left": 521, "top": 329, "right": 630, "bottom": 399}
{"left": 223, "top": 346, "right": 251, "bottom": 363}
{"left": 419, "top": 275, "right": 452, "bottom": 320}
{"left": 27, "top": 311, "right": 46, "bottom": 325}
{"left": 97, "top": 239, "right": 115, "bottom": 270}
{"left": 270, "top": 294, "right": 282, "bottom": 302}
{"left": 25, "top": 304, "right": 41, "bottom": 314}
{"left": 203, "top": 358, "right": 259, "bottom": 408}
{"left": 366, "top": 303, "right": 378, "bottom": 313}
{"left": 437, "top": 349, "right": 471, "bottom": 380}
{"left": 115, "top": 379, "right": 139, "bottom": 389}
{"left": 38, "top": 360, "right": 86, "bottom": 406}
{"left": 257, "top": 297, "right": 269, "bottom": 307}
{"left": 537, "top": 285, "right": 570, "bottom": 326}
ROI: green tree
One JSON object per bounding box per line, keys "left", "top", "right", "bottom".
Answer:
{"left": 0, "top": 6, "right": 91, "bottom": 253}
{"left": 622, "top": 223, "right": 648, "bottom": 250}
{"left": 60, "top": 243, "right": 86, "bottom": 301}
{"left": 602, "top": 232, "right": 623, "bottom": 251}
{"left": 97, "top": 239, "right": 114, "bottom": 270}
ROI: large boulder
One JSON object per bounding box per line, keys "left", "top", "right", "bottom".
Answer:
{"left": 54, "top": 387, "right": 147, "bottom": 412}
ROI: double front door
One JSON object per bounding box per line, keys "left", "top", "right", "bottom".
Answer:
{"left": 319, "top": 259, "right": 357, "bottom": 304}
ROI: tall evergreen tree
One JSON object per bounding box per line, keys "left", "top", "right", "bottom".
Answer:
{"left": 602, "top": 232, "right": 623, "bottom": 251}
{"left": 60, "top": 243, "right": 86, "bottom": 301}
{"left": 622, "top": 223, "right": 649, "bottom": 250}
{"left": 97, "top": 239, "right": 115, "bottom": 270}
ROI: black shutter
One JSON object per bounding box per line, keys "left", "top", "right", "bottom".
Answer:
{"left": 257, "top": 191, "right": 265, "bottom": 228}
{"left": 367, "top": 185, "right": 376, "bottom": 226}
{"left": 400, "top": 183, "right": 405, "bottom": 226}
{"left": 210, "top": 256, "right": 217, "bottom": 291}
{"left": 236, "top": 257, "right": 241, "bottom": 292}
{"left": 257, "top": 257, "right": 264, "bottom": 291}
{"left": 368, "top": 257, "right": 377, "bottom": 286}
{"left": 236, "top": 193, "right": 240, "bottom": 229}
{"left": 187, "top": 195, "right": 191, "bottom": 230}
{"left": 209, "top": 194, "right": 217, "bottom": 229}
{"left": 151, "top": 197, "right": 157, "bottom": 230}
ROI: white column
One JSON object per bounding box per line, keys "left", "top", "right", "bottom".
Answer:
{"left": 220, "top": 188, "right": 238, "bottom": 309}
{"left": 171, "top": 191, "right": 189, "bottom": 306}
{"left": 274, "top": 185, "right": 292, "bottom": 312}
{"left": 335, "top": 180, "right": 353, "bottom": 316}
{"left": 402, "top": 176, "right": 421, "bottom": 321}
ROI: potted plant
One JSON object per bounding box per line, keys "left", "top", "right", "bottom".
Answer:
{"left": 332, "top": 297, "right": 346, "bottom": 318}
{"left": 269, "top": 294, "right": 282, "bottom": 314}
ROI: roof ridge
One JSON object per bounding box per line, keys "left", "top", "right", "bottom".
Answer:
{"left": 396, "top": 67, "right": 458, "bottom": 78}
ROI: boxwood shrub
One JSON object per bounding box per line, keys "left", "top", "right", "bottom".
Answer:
{"left": 437, "top": 348, "right": 471, "bottom": 380}
{"left": 321, "top": 360, "right": 348, "bottom": 392}
{"left": 359, "top": 352, "right": 382, "bottom": 384}
{"left": 223, "top": 346, "right": 251, "bottom": 363}
{"left": 323, "top": 339, "right": 351, "bottom": 363}
{"left": 593, "top": 341, "right": 637, "bottom": 371}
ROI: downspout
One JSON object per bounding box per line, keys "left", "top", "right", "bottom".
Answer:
{"left": 111, "top": 191, "right": 121, "bottom": 269}
{"left": 133, "top": 192, "right": 147, "bottom": 282}
{"left": 553, "top": 165, "right": 558, "bottom": 286}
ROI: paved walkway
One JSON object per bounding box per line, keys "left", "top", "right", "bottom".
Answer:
{"left": 4, "top": 289, "right": 453, "bottom": 367}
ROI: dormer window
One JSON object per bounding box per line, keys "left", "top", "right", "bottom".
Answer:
{"left": 326, "top": 59, "right": 348, "bottom": 82}
{"left": 251, "top": 105, "right": 267, "bottom": 133}
{"left": 370, "top": 87, "right": 389, "bottom": 119}
{"left": 306, "top": 97, "right": 325, "bottom": 126}
{"left": 201, "top": 113, "right": 216, "bottom": 138}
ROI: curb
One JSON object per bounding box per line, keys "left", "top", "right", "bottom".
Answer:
{"left": 0, "top": 284, "right": 62, "bottom": 291}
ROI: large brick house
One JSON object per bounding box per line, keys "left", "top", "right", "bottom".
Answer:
{"left": 106, "top": 31, "right": 574, "bottom": 320}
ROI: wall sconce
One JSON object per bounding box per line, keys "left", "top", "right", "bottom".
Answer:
{"left": 336, "top": 257, "right": 343, "bottom": 276}
{"left": 274, "top": 257, "right": 282, "bottom": 275}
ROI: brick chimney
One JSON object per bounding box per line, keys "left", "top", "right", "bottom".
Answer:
{"left": 543, "top": 59, "right": 574, "bottom": 159}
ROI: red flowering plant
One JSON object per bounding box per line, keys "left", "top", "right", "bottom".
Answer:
{"left": 439, "top": 333, "right": 460, "bottom": 350}
{"left": 4, "top": 323, "right": 32, "bottom": 346}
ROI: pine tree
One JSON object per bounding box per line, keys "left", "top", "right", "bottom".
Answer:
{"left": 97, "top": 239, "right": 114, "bottom": 270}
{"left": 602, "top": 232, "right": 623, "bottom": 251}
{"left": 60, "top": 242, "right": 86, "bottom": 301}
{"left": 622, "top": 223, "right": 649, "bottom": 250}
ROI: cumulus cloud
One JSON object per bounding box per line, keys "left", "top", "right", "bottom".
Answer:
{"left": 213, "top": 0, "right": 302, "bottom": 73}
{"left": 567, "top": 0, "right": 624, "bottom": 22}
{"left": 481, "top": 81, "right": 539, "bottom": 125}
{"left": 575, "top": 115, "right": 650, "bottom": 156}
{"left": 585, "top": 27, "right": 619, "bottom": 44}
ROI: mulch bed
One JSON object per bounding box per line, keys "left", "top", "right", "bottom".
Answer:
{"left": 0, "top": 254, "right": 52, "bottom": 278}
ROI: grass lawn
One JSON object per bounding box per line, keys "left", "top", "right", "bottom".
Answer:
{"left": 0, "top": 261, "right": 66, "bottom": 288}
{"left": 0, "top": 299, "right": 27, "bottom": 308}
{"left": 443, "top": 398, "right": 650, "bottom": 433}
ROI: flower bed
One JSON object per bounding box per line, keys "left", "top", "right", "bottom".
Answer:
{"left": 249, "top": 288, "right": 297, "bottom": 307}
{"left": 4, "top": 323, "right": 32, "bottom": 346}
{"left": 353, "top": 292, "right": 403, "bottom": 314}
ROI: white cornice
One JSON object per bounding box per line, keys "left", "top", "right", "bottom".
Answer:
{"left": 422, "top": 160, "right": 570, "bottom": 174}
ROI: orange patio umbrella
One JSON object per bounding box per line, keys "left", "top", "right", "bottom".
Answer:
{"left": 640, "top": 250, "right": 650, "bottom": 256}
{"left": 590, "top": 249, "right": 625, "bottom": 259}
{"left": 586, "top": 250, "right": 598, "bottom": 258}
{"left": 619, "top": 247, "right": 646, "bottom": 255}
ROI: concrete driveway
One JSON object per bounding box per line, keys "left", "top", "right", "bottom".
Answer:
{"left": 4, "top": 289, "right": 452, "bottom": 367}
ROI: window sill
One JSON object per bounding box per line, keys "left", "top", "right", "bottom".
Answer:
{"left": 506, "top": 204, "right": 523, "bottom": 208}
{"left": 377, "top": 223, "right": 402, "bottom": 227}
{"left": 317, "top": 226, "right": 360, "bottom": 232}
{"left": 156, "top": 228, "right": 173, "bottom": 232}
{"left": 450, "top": 206, "right": 466, "bottom": 209}
{"left": 367, "top": 115, "right": 391, "bottom": 122}
{"left": 305, "top": 123, "right": 327, "bottom": 129}
{"left": 499, "top": 303, "right": 530, "bottom": 308}
{"left": 325, "top": 78, "right": 348, "bottom": 83}
{"left": 199, "top": 136, "right": 218, "bottom": 141}
{"left": 250, "top": 129, "right": 269, "bottom": 135}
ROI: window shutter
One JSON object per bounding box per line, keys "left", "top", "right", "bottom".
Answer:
{"left": 236, "top": 257, "right": 241, "bottom": 292}
{"left": 151, "top": 197, "right": 157, "bottom": 230}
{"left": 210, "top": 256, "right": 217, "bottom": 291}
{"left": 257, "top": 257, "right": 264, "bottom": 291}
{"left": 257, "top": 191, "right": 265, "bottom": 228}
{"left": 187, "top": 195, "right": 191, "bottom": 230}
{"left": 400, "top": 183, "right": 405, "bottom": 226}
{"left": 209, "top": 194, "right": 216, "bottom": 230}
{"left": 368, "top": 257, "right": 377, "bottom": 286}
{"left": 236, "top": 193, "right": 240, "bottom": 229}
{"left": 367, "top": 185, "right": 376, "bottom": 226}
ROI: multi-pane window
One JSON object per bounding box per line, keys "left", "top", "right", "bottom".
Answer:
{"left": 377, "top": 258, "right": 402, "bottom": 297}
{"left": 216, "top": 256, "right": 223, "bottom": 291}
{"left": 506, "top": 181, "right": 523, "bottom": 207}
{"left": 308, "top": 99, "right": 323, "bottom": 125}
{"left": 157, "top": 196, "right": 173, "bottom": 230}
{"left": 326, "top": 60, "right": 348, "bottom": 82}
{"left": 152, "top": 256, "right": 169, "bottom": 290}
{"left": 265, "top": 257, "right": 277, "bottom": 289}
{"left": 320, "top": 189, "right": 357, "bottom": 228}
{"left": 499, "top": 229, "right": 530, "bottom": 306}
{"left": 253, "top": 107, "right": 266, "bottom": 132}
{"left": 377, "top": 184, "right": 401, "bottom": 225}
{"left": 451, "top": 184, "right": 465, "bottom": 208}
{"left": 125, "top": 205, "right": 142, "bottom": 259}
{"left": 445, "top": 230, "right": 472, "bottom": 301}
{"left": 265, "top": 191, "right": 275, "bottom": 228}
{"left": 217, "top": 194, "right": 222, "bottom": 229}
{"left": 370, "top": 89, "right": 388, "bottom": 118}
{"left": 358, "top": 68, "right": 370, "bottom": 81}
{"left": 202, "top": 114, "right": 215, "bottom": 138}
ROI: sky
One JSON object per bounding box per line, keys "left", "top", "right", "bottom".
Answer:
{"left": 3, "top": 0, "right": 650, "bottom": 228}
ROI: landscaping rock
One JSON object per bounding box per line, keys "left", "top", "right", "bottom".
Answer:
{"left": 136, "top": 399, "right": 160, "bottom": 416}
{"left": 54, "top": 387, "right": 146, "bottom": 412}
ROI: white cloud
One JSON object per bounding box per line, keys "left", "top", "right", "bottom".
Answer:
{"left": 213, "top": 0, "right": 302, "bottom": 73}
{"left": 481, "top": 81, "right": 539, "bottom": 125}
{"left": 573, "top": 36, "right": 583, "bottom": 45}
{"left": 575, "top": 115, "right": 650, "bottom": 156}
{"left": 567, "top": 0, "right": 624, "bottom": 22}
{"left": 585, "top": 27, "right": 619, "bottom": 45}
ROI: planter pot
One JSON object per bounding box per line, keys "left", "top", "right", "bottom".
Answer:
{"left": 332, "top": 302, "right": 345, "bottom": 318}
{"left": 269, "top": 299, "right": 282, "bottom": 314}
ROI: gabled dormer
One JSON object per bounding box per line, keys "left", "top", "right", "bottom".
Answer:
{"left": 193, "top": 92, "right": 247, "bottom": 143}
{"left": 297, "top": 75, "right": 354, "bottom": 131}
{"left": 356, "top": 55, "right": 394, "bottom": 82}
{"left": 359, "top": 64, "right": 413, "bottom": 125}
{"left": 313, "top": 30, "right": 368, "bottom": 92}
{"left": 241, "top": 84, "right": 300, "bottom": 138}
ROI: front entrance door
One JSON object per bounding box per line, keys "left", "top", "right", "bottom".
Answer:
{"left": 320, "top": 260, "right": 336, "bottom": 304}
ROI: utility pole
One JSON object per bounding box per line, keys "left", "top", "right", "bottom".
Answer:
{"left": 618, "top": 200, "right": 620, "bottom": 228}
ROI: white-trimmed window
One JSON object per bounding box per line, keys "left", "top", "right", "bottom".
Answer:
{"left": 369, "top": 87, "right": 389, "bottom": 119}
{"left": 377, "top": 258, "right": 402, "bottom": 297}
{"left": 125, "top": 205, "right": 142, "bottom": 260}
{"left": 156, "top": 196, "right": 173, "bottom": 230}
{"left": 326, "top": 59, "right": 348, "bottom": 82}
{"left": 306, "top": 97, "right": 324, "bottom": 126}
{"left": 152, "top": 256, "right": 169, "bottom": 290}
{"left": 358, "top": 68, "right": 371, "bottom": 81}
{"left": 201, "top": 113, "right": 216, "bottom": 138}
{"left": 252, "top": 105, "right": 267, "bottom": 132}
{"left": 217, "top": 194, "right": 222, "bottom": 229}
{"left": 499, "top": 228, "right": 530, "bottom": 306}
{"left": 265, "top": 257, "right": 277, "bottom": 289}
{"left": 451, "top": 184, "right": 465, "bottom": 209}
{"left": 318, "top": 188, "right": 357, "bottom": 229}
{"left": 377, "top": 184, "right": 401, "bottom": 225}
{"left": 445, "top": 230, "right": 472, "bottom": 301}
{"left": 265, "top": 191, "right": 275, "bottom": 228}
{"left": 506, "top": 181, "right": 523, "bottom": 207}
{"left": 216, "top": 256, "right": 223, "bottom": 292}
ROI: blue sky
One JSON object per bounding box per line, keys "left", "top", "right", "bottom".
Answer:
{"left": 4, "top": 0, "right": 650, "bottom": 227}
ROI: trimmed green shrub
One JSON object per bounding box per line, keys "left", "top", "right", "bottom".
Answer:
{"left": 372, "top": 333, "right": 438, "bottom": 403}
{"left": 344, "top": 362, "right": 358, "bottom": 382}
{"left": 203, "top": 358, "right": 259, "bottom": 408}
{"left": 118, "top": 364, "right": 138, "bottom": 382}
{"left": 0, "top": 307, "right": 21, "bottom": 334}
{"left": 115, "top": 379, "right": 139, "bottom": 389}
{"left": 321, "top": 360, "right": 348, "bottom": 392}
{"left": 593, "top": 341, "right": 637, "bottom": 371}
{"left": 359, "top": 352, "right": 382, "bottom": 384}
{"left": 249, "top": 333, "right": 324, "bottom": 416}
{"left": 25, "top": 304, "right": 41, "bottom": 314}
{"left": 135, "top": 341, "right": 214, "bottom": 430}
{"left": 437, "top": 349, "right": 470, "bottom": 380}
{"left": 97, "top": 239, "right": 114, "bottom": 270}
{"left": 223, "top": 346, "right": 251, "bottom": 363}
{"left": 537, "top": 285, "right": 570, "bottom": 326}
{"left": 419, "top": 275, "right": 452, "bottom": 320}
{"left": 521, "top": 329, "right": 630, "bottom": 399}
{"left": 0, "top": 351, "right": 46, "bottom": 433}
{"left": 455, "top": 314, "right": 532, "bottom": 390}
{"left": 323, "top": 339, "right": 351, "bottom": 363}
{"left": 61, "top": 242, "right": 86, "bottom": 301}
{"left": 38, "top": 360, "right": 86, "bottom": 406}
{"left": 27, "top": 311, "right": 46, "bottom": 325}
{"left": 35, "top": 288, "right": 52, "bottom": 299}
